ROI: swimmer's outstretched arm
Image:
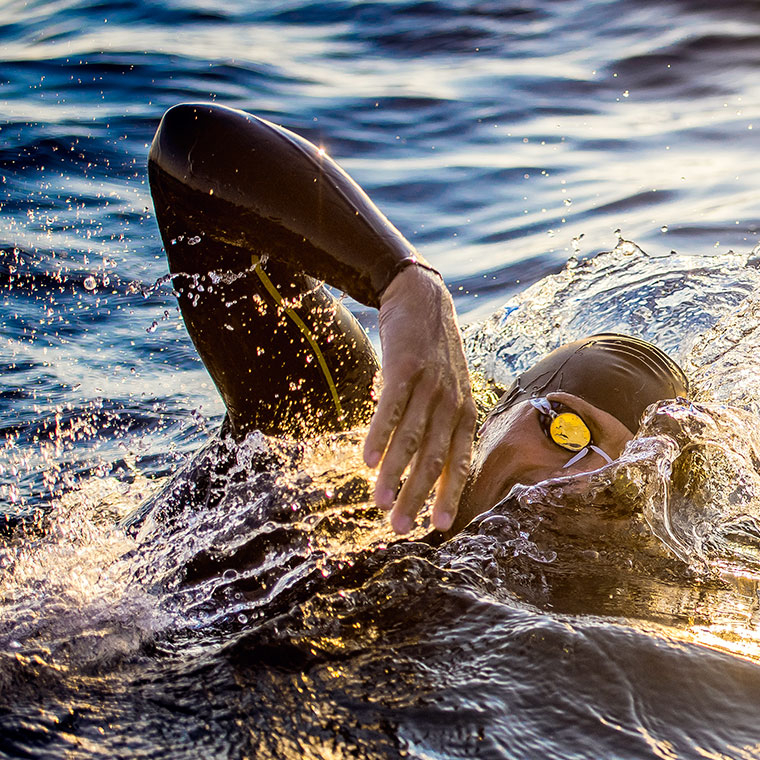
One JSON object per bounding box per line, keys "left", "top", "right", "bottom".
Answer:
{"left": 148, "top": 103, "right": 476, "bottom": 533}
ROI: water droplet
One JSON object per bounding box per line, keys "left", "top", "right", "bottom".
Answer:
{"left": 83, "top": 276, "right": 97, "bottom": 291}
{"left": 563, "top": 198, "right": 572, "bottom": 206}
{"left": 188, "top": 236, "right": 201, "bottom": 246}
{"left": 661, "top": 225, "right": 668, "bottom": 233}
{"left": 237, "top": 613, "right": 248, "bottom": 624}
{"left": 146, "top": 320, "right": 158, "bottom": 334}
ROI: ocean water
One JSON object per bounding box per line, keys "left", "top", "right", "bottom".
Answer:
{"left": 3, "top": 0, "right": 760, "bottom": 757}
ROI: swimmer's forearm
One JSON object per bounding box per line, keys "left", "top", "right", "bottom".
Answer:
{"left": 148, "top": 103, "right": 427, "bottom": 308}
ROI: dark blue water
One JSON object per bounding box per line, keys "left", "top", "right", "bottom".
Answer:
{"left": 3, "top": 0, "right": 760, "bottom": 757}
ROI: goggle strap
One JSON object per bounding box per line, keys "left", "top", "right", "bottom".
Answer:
{"left": 561, "top": 443, "right": 614, "bottom": 469}
{"left": 589, "top": 444, "right": 613, "bottom": 464}
{"left": 530, "top": 397, "right": 555, "bottom": 417}
{"left": 562, "top": 448, "right": 589, "bottom": 469}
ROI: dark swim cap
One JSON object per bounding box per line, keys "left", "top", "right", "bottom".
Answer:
{"left": 488, "top": 333, "right": 688, "bottom": 434}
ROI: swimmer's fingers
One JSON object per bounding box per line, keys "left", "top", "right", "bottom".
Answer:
{"left": 372, "top": 380, "right": 441, "bottom": 529}
{"left": 389, "top": 398, "right": 476, "bottom": 534}
{"left": 431, "top": 408, "right": 476, "bottom": 531}
{"left": 363, "top": 368, "right": 415, "bottom": 471}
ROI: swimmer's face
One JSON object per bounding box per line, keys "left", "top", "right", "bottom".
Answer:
{"left": 455, "top": 392, "right": 634, "bottom": 530}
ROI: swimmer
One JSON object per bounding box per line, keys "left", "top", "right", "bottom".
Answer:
{"left": 147, "top": 102, "right": 688, "bottom": 537}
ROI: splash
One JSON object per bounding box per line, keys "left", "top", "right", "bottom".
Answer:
{"left": 463, "top": 238, "right": 760, "bottom": 389}
{"left": 0, "top": 474, "right": 171, "bottom": 691}
{"left": 686, "top": 248, "right": 760, "bottom": 416}
{"left": 457, "top": 241, "right": 760, "bottom": 643}
{"left": 6, "top": 239, "right": 760, "bottom": 674}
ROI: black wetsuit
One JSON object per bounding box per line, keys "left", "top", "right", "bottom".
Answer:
{"left": 148, "top": 102, "right": 437, "bottom": 440}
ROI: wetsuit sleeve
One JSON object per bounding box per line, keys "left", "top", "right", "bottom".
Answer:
{"left": 149, "top": 103, "right": 435, "bottom": 439}
{"left": 147, "top": 102, "right": 437, "bottom": 309}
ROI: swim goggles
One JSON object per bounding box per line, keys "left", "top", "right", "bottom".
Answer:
{"left": 529, "top": 397, "right": 613, "bottom": 469}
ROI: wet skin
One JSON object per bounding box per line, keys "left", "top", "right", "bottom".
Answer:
{"left": 453, "top": 391, "right": 634, "bottom": 532}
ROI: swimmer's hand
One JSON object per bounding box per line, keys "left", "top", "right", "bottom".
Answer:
{"left": 363, "top": 265, "right": 477, "bottom": 534}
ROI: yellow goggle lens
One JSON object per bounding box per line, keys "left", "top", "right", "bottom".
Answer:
{"left": 549, "top": 412, "right": 591, "bottom": 452}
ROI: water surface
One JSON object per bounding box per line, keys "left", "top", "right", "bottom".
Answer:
{"left": 3, "top": 0, "right": 760, "bottom": 757}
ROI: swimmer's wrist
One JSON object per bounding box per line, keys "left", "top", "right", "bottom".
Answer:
{"left": 379, "top": 257, "right": 445, "bottom": 306}
{"left": 397, "top": 256, "right": 443, "bottom": 282}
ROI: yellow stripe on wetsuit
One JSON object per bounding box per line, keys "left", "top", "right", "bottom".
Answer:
{"left": 251, "top": 255, "right": 343, "bottom": 419}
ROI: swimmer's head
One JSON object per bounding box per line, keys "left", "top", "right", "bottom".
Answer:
{"left": 452, "top": 334, "right": 688, "bottom": 532}
{"left": 485, "top": 333, "right": 688, "bottom": 436}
